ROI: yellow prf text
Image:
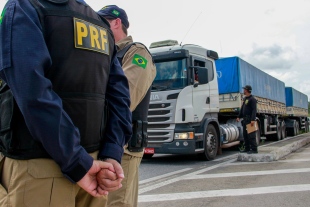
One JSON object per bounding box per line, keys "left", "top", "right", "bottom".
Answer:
{"left": 74, "top": 18, "right": 109, "bottom": 54}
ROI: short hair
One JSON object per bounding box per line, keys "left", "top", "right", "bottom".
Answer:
{"left": 105, "top": 17, "right": 128, "bottom": 35}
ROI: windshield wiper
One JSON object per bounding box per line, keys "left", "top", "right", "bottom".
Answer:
{"left": 151, "top": 85, "right": 168, "bottom": 91}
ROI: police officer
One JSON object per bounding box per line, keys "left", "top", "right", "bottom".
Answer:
{"left": 0, "top": 0, "right": 132, "bottom": 206}
{"left": 97, "top": 5, "right": 156, "bottom": 207}
{"left": 237, "top": 85, "right": 258, "bottom": 154}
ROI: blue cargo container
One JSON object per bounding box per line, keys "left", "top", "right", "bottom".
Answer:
{"left": 285, "top": 87, "right": 308, "bottom": 109}
{"left": 215, "top": 56, "right": 286, "bottom": 104}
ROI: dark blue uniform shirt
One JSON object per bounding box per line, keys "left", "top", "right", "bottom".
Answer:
{"left": 0, "top": 0, "right": 132, "bottom": 182}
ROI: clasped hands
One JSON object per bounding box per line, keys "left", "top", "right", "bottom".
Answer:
{"left": 77, "top": 159, "right": 124, "bottom": 197}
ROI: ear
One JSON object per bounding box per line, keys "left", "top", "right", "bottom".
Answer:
{"left": 114, "top": 18, "right": 122, "bottom": 29}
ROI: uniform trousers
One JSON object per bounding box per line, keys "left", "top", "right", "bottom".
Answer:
{"left": 0, "top": 152, "right": 107, "bottom": 207}
{"left": 242, "top": 122, "right": 258, "bottom": 152}
{"left": 107, "top": 153, "right": 142, "bottom": 207}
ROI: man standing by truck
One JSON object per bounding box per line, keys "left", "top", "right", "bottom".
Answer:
{"left": 97, "top": 5, "right": 156, "bottom": 207}
{"left": 237, "top": 85, "right": 258, "bottom": 154}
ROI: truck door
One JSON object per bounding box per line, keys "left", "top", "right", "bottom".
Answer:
{"left": 192, "top": 58, "right": 218, "bottom": 122}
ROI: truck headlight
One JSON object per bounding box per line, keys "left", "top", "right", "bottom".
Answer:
{"left": 175, "top": 132, "right": 194, "bottom": 139}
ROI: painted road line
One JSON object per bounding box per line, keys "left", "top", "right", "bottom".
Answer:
{"left": 139, "top": 158, "right": 236, "bottom": 194}
{"left": 183, "top": 168, "right": 310, "bottom": 180}
{"left": 212, "top": 154, "right": 238, "bottom": 162}
{"left": 139, "top": 168, "right": 192, "bottom": 184}
{"left": 294, "top": 152, "right": 310, "bottom": 155}
{"left": 224, "top": 158, "right": 310, "bottom": 166}
{"left": 138, "top": 184, "right": 310, "bottom": 202}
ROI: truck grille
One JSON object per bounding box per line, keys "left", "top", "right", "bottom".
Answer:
{"left": 147, "top": 102, "right": 176, "bottom": 142}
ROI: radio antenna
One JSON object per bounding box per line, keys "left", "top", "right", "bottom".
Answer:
{"left": 179, "top": 11, "right": 202, "bottom": 46}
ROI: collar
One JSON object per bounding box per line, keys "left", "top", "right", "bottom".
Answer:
{"left": 116, "top": 36, "right": 133, "bottom": 51}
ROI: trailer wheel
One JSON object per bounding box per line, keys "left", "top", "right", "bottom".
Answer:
{"left": 201, "top": 124, "right": 218, "bottom": 161}
{"left": 281, "top": 121, "right": 286, "bottom": 139}
{"left": 305, "top": 121, "right": 309, "bottom": 133}
{"left": 255, "top": 126, "right": 261, "bottom": 146}
{"left": 292, "top": 121, "right": 298, "bottom": 136}
{"left": 275, "top": 121, "right": 282, "bottom": 141}
{"left": 295, "top": 122, "right": 300, "bottom": 135}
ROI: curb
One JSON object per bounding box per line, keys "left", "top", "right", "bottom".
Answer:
{"left": 237, "top": 136, "right": 310, "bottom": 162}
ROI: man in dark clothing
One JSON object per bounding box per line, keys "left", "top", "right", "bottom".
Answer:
{"left": 236, "top": 85, "right": 258, "bottom": 154}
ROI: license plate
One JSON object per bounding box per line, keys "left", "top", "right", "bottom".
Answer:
{"left": 144, "top": 148, "right": 154, "bottom": 154}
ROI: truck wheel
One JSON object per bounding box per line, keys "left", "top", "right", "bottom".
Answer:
{"left": 295, "top": 122, "right": 300, "bottom": 135}
{"left": 255, "top": 126, "right": 261, "bottom": 146}
{"left": 292, "top": 121, "right": 298, "bottom": 136}
{"left": 201, "top": 124, "right": 218, "bottom": 161}
{"left": 281, "top": 121, "right": 286, "bottom": 139}
{"left": 275, "top": 121, "right": 282, "bottom": 141}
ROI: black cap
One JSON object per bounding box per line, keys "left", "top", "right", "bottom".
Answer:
{"left": 242, "top": 85, "right": 252, "bottom": 92}
{"left": 97, "top": 5, "right": 130, "bottom": 29}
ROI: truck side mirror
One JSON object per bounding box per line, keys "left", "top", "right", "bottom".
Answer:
{"left": 190, "top": 66, "right": 209, "bottom": 86}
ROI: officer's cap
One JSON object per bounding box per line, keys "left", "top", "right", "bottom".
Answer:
{"left": 242, "top": 85, "right": 252, "bottom": 92}
{"left": 97, "top": 5, "right": 130, "bottom": 29}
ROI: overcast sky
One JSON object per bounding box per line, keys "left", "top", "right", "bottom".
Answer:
{"left": 1, "top": 0, "right": 310, "bottom": 100}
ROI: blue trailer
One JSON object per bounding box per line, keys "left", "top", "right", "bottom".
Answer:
{"left": 284, "top": 87, "right": 309, "bottom": 135}
{"left": 215, "top": 56, "right": 307, "bottom": 142}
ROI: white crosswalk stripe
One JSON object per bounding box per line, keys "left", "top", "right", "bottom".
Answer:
{"left": 139, "top": 145, "right": 310, "bottom": 205}
{"left": 139, "top": 184, "right": 310, "bottom": 202}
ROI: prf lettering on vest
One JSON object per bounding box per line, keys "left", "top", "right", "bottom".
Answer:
{"left": 74, "top": 18, "right": 109, "bottom": 55}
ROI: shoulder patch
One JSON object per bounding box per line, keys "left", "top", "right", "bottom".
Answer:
{"left": 0, "top": 8, "right": 6, "bottom": 25}
{"left": 132, "top": 54, "right": 148, "bottom": 69}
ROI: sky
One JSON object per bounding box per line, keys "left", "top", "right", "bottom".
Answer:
{"left": 1, "top": 0, "right": 310, "bottom": 100}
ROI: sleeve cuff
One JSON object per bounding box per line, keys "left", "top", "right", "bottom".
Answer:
{"left": 63, "top": 152, "right": 93, "bottom": 183}
{"left": 98, "top": 143, "right": 124, "bottom": 163}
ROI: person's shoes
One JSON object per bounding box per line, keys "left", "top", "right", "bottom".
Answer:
{"left": 239, "top": 149, "right": 250, "bottom": 153}
{"left": 247, "top": 150, "right": 258, "bottom": 154}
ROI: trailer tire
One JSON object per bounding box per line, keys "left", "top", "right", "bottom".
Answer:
{"left": 275, "top": 121, "right": 282, "bottom": 141}
{"left": 281, "top": 121, "right": 286, "bottom": 139}
{"left": 200, "top": 124, "right": 218, "bottom": 161}
{"left": 295, "top": 122, "right": 300, "bottom": 135}
{"left": 255, "top": 126, "right": 261, "bottom": 146}
{"left": 305, "top": 121, "right": 309, "bottom": 133}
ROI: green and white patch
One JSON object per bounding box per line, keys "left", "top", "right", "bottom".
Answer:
{"left": 112, "top": 9, "right": 120, "bottom": 16}
{"left": 132, "top": 54, "right": 148, "bottom": 69}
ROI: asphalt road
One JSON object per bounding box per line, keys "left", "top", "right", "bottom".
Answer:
{"left": 138, "top": 139, "right": 310, "bottom": 207}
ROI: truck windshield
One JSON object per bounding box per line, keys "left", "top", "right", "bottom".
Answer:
{"left": 152, "top": 59, "right": 187, "bottom": 91}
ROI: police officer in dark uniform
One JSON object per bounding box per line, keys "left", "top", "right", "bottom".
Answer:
{"left": 237, "top": 85, "right": 258, "bottom": 154}
{"left": 0, "top": 0, "right": 132, "bottom": 206}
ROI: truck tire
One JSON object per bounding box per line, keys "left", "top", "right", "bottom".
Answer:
{"left": 306, "top": 121, "right": 309, "bottom": 133}
{"left": 255, "top": 126, "right": 261, "bottom": 146}
{"left": 295, "top": 122, "right": 300, "bottom": 135}
{"left": 292, "top": 121, "right": 298, "bottom": 136}
{"left": 275, "top": 121, "right": 282, "bottom": 141}
{"left": 281, "top": 121, "right": 286, "bottom": 139}
{"left": 201, "top": 124, "right": 218, "bottom": 161}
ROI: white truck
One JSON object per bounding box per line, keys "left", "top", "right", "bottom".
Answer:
{"left": 144, "top": 40, "right": 309, "bottom": 160}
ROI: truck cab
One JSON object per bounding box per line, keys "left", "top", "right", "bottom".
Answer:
{"left": 146, "top": 40, "right": 221, "bottom": 160}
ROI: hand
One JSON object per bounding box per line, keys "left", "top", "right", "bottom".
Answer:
{"left": 77, "top": 160, "right": 114, "bottom": 197}
{"left": 97, "top": 159, "right": 124, "bottom": 192}
{"left": 236, "top": 118, "right": 240, "bottom": 122}
{"left": 251, "top": 121, "right": 255, "bottom": 126}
